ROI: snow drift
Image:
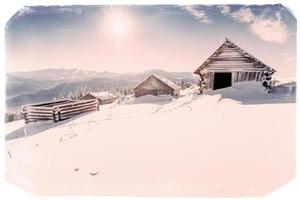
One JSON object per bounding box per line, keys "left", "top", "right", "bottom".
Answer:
{"left": 5, "top": 80, "right": 296, "bottom": 196}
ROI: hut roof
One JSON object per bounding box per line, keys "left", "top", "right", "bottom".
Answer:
{"left": 134, "top": 74, "right": 181, "bottom": 90}
{"left": 87, "top": 92, "right": 116, "bottom": 101}
{"left": 194, "top": 38, "right": 276, "bottom": 74}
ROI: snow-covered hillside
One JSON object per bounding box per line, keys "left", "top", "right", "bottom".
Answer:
{"left": 5, "top": 81, "right": 296, "bottom": 196}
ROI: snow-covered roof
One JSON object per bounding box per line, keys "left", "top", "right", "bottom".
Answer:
{"left": 134, "top": 74, "right": 181, "bottom": 90}
{"left": 194, "top": 38, "right": 276, "bottom": 74}
{"left": 88, "top": 92, "right": 116, "bottom": 101}
{"left": 153, "top": 74, "right": 181, "bottom": 90}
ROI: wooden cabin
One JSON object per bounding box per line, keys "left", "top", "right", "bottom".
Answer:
{"left": 133, "top": 74, "right": 181, "bottom": 97}
{"left": 194, "top": 38, "right": 276, "bottom": 91}
{"left": 80, "top": 92, "right": 118, "bottom": 105}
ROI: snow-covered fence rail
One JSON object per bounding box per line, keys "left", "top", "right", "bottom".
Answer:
{"left": 54, "top": 99, "right": 99, "bottom": 121}
{"left": 22, "top": 99, "right": 99, "bottom": 124}
{"left": 22, "top": 105, "right": 54, "bottom": 123}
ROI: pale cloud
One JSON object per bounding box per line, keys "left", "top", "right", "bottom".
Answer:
{"left": 282, "top": 52, "right": 296, "bottom": 63}
{"left": 282, "top": 52, "right": 289, "bottom": 56}
{"left": 219, "top": 6, "right": 289, "bottom": 44}
{"left": 182, "top": 5, "right": 212, "bottom": 24}
{"left": 17, "top": 6, "right": 82, "bottom": 17}
{"left": 230, "top": 8, "right": 255, "bottom": 23}
{"left": 217, "top": 5, "right": 231, "bottom": 15}
{"left": 56, "top": 7, "right": 82, "bottom": 15}
{"left": 17, "top": 6, "right": 36, "bottom": 17}
{"left": 284, "top": 56, "right": 296, "bottom": 63}
{"left": 249, "top": 12, "right": 288, "bottom": 44}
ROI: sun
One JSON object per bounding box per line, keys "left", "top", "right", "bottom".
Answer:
{"left": 109, "top": 13, "right": 129, "bottom": 36}
{"left": 102, "top": 7, "right": 135, "bottom": 40}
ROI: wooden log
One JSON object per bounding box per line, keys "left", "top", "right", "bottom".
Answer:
{"left": 220, "top": 49, "right": 242, "bottom": 53}
{"left": 203, "top": 68, "right": 267, "bottom": 72}
{"left": 23, "top": 110, "right": 54, "bottom": 115}
{"left": 25, "top": 114, "right": 53, "bottom": 118}
{"left": 23, "top": 111, "right": 52, "bottom": 116}
{"left": 58, "top": 101, "right": 97, "bottom": 112}
{"left": 59, "top": 107, "right": 97, "bottom": 118}
{"left": 59, "top": 103, "right": 97, "bottom": 113}
{"left": 23, "top": 111, "right": 53, "bottom": 116}
{"left": 25, "top": 116, "right": 53, "bottom": 121}
{"left": 210, "top": 57, "right": 253, "bottom": 62}
{"left": 59, "top": 106, "right": 97, "bottom": 117}
{"left": 59, "top": 101, "right": 96, "bottom": 109}
{"left": 57, "top": 99, "right": 97, "bottom": 108}
{"left": 25, "top": 117, "right": 53, "bottom": 120}
{"left": 25, "top": 110, "right": 53, "bottom": 115}
{"left": 207, "top": 63, "right": 256, "bottom": 66}
{"left": 58, "top": 99, "right": 97, "bottom": 108}
{"left": 60, "top": 104, "right": 97, "bottom": 112}
{"left": 26, "top": 106, "right": 53, "bottom": 110}
{"left": 24, "top": 108, "right": 53, "bottom": 113}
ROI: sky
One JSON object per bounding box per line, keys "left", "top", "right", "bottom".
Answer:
{"left": 5, "top": 4, "right": 297, "bottom": 74}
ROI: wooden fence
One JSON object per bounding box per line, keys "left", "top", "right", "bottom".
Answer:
{"left": 22, "top": 99, "right": 99, "bottom": 124}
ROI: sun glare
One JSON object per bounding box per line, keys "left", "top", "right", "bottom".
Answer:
{"left": 102, "top": 7, "right": 135, "bottom": 40}
{"left": 110, "top": 14, "right": 128, "bottom": 36}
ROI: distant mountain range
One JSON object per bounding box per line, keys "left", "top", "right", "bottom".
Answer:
{"left": 10, "top": 68, "right": 101, "bottom": 81}
{"left": 6, "top": 68, "right": 198, "bottom": 112}
{"left": 6, "top": 75, "right": 65, "bottom": 98}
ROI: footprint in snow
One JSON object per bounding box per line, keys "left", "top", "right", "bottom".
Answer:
{"left": 7, "top": 150, "right": 12, "bottom": 159}
{"left": 89, "top": 171, "right": 100, "bottom": 176}
{"left": 59, "top": 133, "right": 77, "bottom": 143}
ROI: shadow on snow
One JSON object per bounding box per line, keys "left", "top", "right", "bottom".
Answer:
{"left": 5, "top": 112, "right": 92, "bottom": 141}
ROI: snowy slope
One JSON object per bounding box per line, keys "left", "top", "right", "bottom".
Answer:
{"left": 5, "top": 81, "right": 296, "bottom": 196}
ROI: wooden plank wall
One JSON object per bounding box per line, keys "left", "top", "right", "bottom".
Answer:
{"left": 232, "top": 71, "right": 263, "bottom": 83}
{"left": 205, "top": 71, "right": 264, "bottom": 90}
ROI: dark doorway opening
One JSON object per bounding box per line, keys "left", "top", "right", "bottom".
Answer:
{"left": 213, "top": 72, "right": 232, "bottom": 90}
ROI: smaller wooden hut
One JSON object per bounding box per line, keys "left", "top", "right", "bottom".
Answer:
{"left": 80, "top": 92, "right": 118, "bottom": 105}
{"left": 133, "top": 74, "right": 181, "bottom": 97}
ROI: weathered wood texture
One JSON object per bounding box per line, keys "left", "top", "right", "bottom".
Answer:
{"left": 22, "top": 99, "right": 98, "bottom": 123}
{"left": 133, "top": 74, "right": 180, "bottom": 97}
{"left": 195, "top": 39, "right": 275, "bottom": 73}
